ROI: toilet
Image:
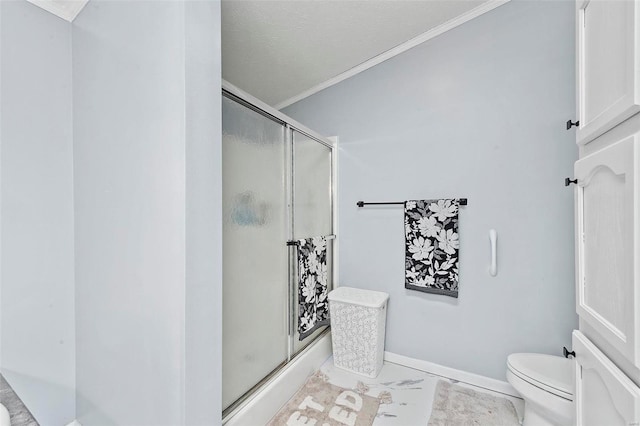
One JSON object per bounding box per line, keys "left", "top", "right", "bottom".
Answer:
{"left": 506, "top": 353, "right": 574, "bottom": 426}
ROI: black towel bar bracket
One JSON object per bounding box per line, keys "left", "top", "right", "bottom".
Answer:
{"left": 565, "top": 177, "right": 578, "bottom": 186}
{"left": 357, "top": 199, "right": 467, "bottom": 208}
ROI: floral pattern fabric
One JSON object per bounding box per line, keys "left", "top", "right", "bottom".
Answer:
{"left": 297, "top": 236, "right": 330, "bottom": 340}
{"left": 405, "top": 199, "right": 460, "bottom": 298}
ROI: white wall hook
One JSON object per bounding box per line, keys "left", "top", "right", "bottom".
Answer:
{"left": 489, "top": 229, "right": 497, "bottom": 277}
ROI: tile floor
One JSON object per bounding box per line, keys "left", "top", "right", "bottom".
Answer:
{"left": 319, "top": 357, "right": 524, "bottom": 425}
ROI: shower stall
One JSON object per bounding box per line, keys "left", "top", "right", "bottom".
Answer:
{"left": 221, "top": 82, "right": 335, "bottom": 416}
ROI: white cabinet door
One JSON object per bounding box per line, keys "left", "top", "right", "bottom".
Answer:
{"left": 576, "top": 0, "right": 640, "bottom": 145}
{"left": 575, "top": 134, "right": 639, "bottom": 365}
{"left": 574, "top": 331, "right": 640, "bottom": 425}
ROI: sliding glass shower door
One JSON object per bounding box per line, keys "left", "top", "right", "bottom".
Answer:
{"left": 222, "top": 96, "right": 289, "bottom": 411}
{"left": 292, "top": 130, "right": 333, "bottom": 352}
{"left": 222, "top": 91, "right": 334, "bottom": 414}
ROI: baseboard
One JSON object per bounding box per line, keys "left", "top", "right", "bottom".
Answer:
{"left": 384, "top": 351, "right": 520, "bottom": 398}
{"left": 65, "top": 421, "right": 82, "bottom": 426}
{"left": 224, "top": 332, "right": 333, "bottom": 425}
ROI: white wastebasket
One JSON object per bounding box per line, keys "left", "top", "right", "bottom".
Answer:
{"left": 328, "top": 287, "right": 389, "bottom": 378}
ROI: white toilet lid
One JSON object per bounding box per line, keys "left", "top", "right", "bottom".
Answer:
{"left": 507, "top": 353, "right": 574, "bottom": 399}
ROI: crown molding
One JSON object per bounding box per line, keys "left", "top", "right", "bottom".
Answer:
{"left": 275, "top": 0, "right": 510, "bottom": 110}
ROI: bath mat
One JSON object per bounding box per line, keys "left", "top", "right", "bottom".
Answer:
{"left": 405, "top": 199, "right": 460, "bottom": 298}
{"left": 268, "top": 372, "right": 381, "bottom": 426}
{"left": 296, "top": 236, "right": 330, "bottom": 340}
{"left": 428, "top": 380, "right": 519, "bottom": 426}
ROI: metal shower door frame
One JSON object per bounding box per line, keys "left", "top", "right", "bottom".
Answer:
{"left": 221, "top": 80, "right": 335, "bottom": 420}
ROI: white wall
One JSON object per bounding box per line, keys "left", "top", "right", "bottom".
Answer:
{"left": 285, "top": 0, "right": 578, "bottom": 381}
{"left": 0, "top": 2, "right": 76, "bottom": 424}
{"left": 73, "top": 1, "right": 222, "bottom": 424}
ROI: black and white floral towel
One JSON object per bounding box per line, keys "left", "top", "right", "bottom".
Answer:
{"left": 297, "top": 236, "right": 330, "bottom": 340}
{"left": 405, "top": 199, "right": 460, "bottom": 298}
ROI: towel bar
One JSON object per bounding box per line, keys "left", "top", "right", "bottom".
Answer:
{"left": 286, "top": 235, "right": 336, "bottom": 246}
{"left": 357, "top": 199, "right": 467, "bottom": 207}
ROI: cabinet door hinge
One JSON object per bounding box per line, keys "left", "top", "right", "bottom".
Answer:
{"left": 567, "top": 120, "right": 580, "bottom": 130}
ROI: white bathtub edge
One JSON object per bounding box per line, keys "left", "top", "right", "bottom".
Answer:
{"left": 224, "top": 332, "right": 332, "bottom": 425}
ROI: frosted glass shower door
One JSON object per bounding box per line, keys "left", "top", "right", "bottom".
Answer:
{"left": 292, "top": 130, "right": 333, "bottom": 352}
{"left": 222, "top": 96, "right": 289, "bottom": 410}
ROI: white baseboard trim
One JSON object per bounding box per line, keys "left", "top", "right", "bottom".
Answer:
{"left": 65, "top": 420, "right": 82, "bottom": 426}
{"left": 224, "top": 332, "right": 332, "bottom": 425}
{"left": 384, "top": 351, "right": 520, "bottom": 398}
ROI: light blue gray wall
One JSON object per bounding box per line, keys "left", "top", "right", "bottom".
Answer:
{"left": 184, "top": 1, "right": 223, "bottom": 423}
{"left": 0, "top": 2, "right": 76, "bottom": 425}
{"left": 73, "top": 1, "right": 222, "bottom": 424}
{"left": 285, "top": 0, "right": 578, "bottom": 381}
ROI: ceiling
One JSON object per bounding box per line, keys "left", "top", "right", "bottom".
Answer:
{"left": 26, "top": 0, "right": 505, "bottom": 109}
{"left": 222, "top": 0, "right": 502, "bottom": 108}
{"left": 26, "top": 0, "right": 88, "bottom": 21}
